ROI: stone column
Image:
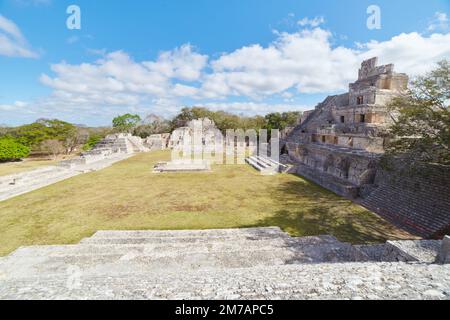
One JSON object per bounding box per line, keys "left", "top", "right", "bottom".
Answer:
{"left": 436, "top": 236, "right": 450, "bottom": 264}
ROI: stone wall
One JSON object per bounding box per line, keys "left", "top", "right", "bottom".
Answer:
{"left": 144, "top": 133, "right": 171, "bottom": 151}
{"left": 360, "top": 163, "right": 450, "bottom": 238}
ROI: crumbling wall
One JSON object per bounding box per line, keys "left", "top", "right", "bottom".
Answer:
{"left": 360, "top": 163, "right": 450, "bottom": 238}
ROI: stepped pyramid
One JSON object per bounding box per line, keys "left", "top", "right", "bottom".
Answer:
{"left": 0, "top": 228, "right": 449, "bottom": 299}
{"left": 82, "top": 133, "right": 148, "bottom": 158}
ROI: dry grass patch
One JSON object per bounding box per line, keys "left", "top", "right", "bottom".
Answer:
{"left": 0, "top": 159, "right": 57, "bottom": 177}
{"left": 0, "top": 150, "right": 414, "bottom": 256}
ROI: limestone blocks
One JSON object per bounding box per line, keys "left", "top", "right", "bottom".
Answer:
{"left": 437, "top": 236, "right": 450, "bottom": 264}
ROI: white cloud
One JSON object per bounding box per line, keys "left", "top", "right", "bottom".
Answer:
{"left": 10, "top": 0, "right": 51, "bottom": 6}
{"left": 0, "top": 100, "right": 28, "bottom": 111}
{"left": 428, "top": 12, "right": 449, "bottom": 32}
{"left": 0, "top": 14, "right": 39, "bottom": 58}
{"left": 144, "top": 44, "right": 208, "bottom": 82}
{"left": 198, "top": 102, "right": 310, "bottom": 115}
{"left": 297, "top": 16, "right": 325, "bottom": 28}
{"left": 201, "top": 28, "right": 359, "bottom": 97}
{"left": 33, "top": 45, "right": 207, "bottom": 122}
{"left": 24, "top": 18, "right": 450, "bottom": 124}
{"left": 360, "top": 32, "right": 450, "bottom": 76}
{"left": 201, "top": 27, "right": 450, "bottom": 98}
{"left": 66, "top": 36, "right": 79, "bottom": 44}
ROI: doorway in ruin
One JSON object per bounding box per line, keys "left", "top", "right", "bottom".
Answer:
{"left": 338, "top": 157, "right": 351, "bottom": 179}
{"left": 280, "top": 145, "right": 288, "bottom": 155}
{"left": 323, "top": 154, "right": 335, "bottom": 173}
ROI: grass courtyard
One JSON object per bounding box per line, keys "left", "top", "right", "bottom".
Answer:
{"left": 0, "top": 159, "right": 57, "bottom": 177}
{"left": 0, "top": 151, "right": 413, "bottom": 256}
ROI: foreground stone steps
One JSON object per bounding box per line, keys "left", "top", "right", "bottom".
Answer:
{"left": 7, "top": 238, "right": 340, "bottom": 260}
{"left": 1, "top": 228, "right": 448, "bottom": 299}
{"left": 89, "top": 227, "right": 290, "bottom": 239}
{"left": 81, "top": 228, "right": 333, "bottom": 245}
{"left": 1, "top": 235, "right": 364, "bottom": 278}
{"left": 1, "top": 263, "right": 449, "bottom": 300}
{"left": 382, "top": 240, "right": 442, "bottom": 263}
{"left": 1, "top": 245, "right": 359, "bottom": 279}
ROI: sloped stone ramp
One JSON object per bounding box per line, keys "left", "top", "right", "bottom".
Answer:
{"left": 0, "top": 227, "right": 449, "bottom": 300}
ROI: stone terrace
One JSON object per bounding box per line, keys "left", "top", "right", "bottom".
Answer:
{"left": 0, "top": 227, "right": 449, "bottom": 300}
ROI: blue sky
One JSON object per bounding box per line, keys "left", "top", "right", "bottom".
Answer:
{"left": 0, "top": 0, "right": 449, "bottom": 126}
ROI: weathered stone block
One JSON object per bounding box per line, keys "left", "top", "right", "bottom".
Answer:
{"left": 436, "top": 236, "right": 450, "bottom": 264}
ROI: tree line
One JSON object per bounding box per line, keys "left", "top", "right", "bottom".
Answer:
{"left": 0, "top": 109, "right": 301, "bottom": 162}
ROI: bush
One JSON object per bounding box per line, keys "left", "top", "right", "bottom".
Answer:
{"left": 0, "top": 138, "right": 30, "bottom": 162}
{"left": 82, "top": 134, "right": 102, "bottom": 151}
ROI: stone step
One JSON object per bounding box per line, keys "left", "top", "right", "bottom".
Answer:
{"left": 7, "top": 235, "right": 341, "bottom": 259}
{"left": 1, "top": 262, "right": 449, "bottom": 300}
{"left": 0, "top": 243, "right": 363, "bottom": 279}
{"left": 245, "top": 157, "right": 265, "bottom": 170}
{"left": 255, "top": 156, "right": 287, "bottom": 170}
{"left": 251, "top": 156, "right": 273, "bottom": 169}
{"left": 382, "top": 240, "right": 442, "bottom": 263}
{"left": 354, "top": 244, "right": 387, "bottom": 261}
{"left": 80, "top": 235, "right": 336, "bottom": 245}
{"left": 245, "top": 157, "right": 277, "bottom": 175}
{"left": 89, "top": 227, "right": 292, "bottom": 239}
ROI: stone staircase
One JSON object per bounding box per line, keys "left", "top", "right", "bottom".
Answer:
{"left": 0, "top": 227, "right": 449, "bottom": 299}
{"left": 360, "top": 173, "right": 450, "bottom": 238}
{"left": 245, "top": 156, "right": 288, "bottom": 175}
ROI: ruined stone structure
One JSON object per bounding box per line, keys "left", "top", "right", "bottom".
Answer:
{"left": 285, "top": 58, "right": 450, "bottom": 238}
{"left": 168, "top": 118, "right": 222, "bottom": 151}
{"left": 0, "top": 227, "right": 449, "bottom": 299}
{"left": 83, "top": 133, "right": 149, "bottom": 156}
{"left": 154, "top": 118, "right": 223, "bottom": 173}
{"left": 143, "top": 133, "right": 171, "bottom": 151}
{"left": 286, "top": 57, "right": 408, "bottom": 190}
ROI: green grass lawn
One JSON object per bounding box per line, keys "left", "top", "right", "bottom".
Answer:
{"left": 0, "top": 151, "right": 413, "bottom": 256}
{"left": 0, "top": 159, "right": 57, "bottom": 177}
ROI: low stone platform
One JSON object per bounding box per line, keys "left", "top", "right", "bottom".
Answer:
{"left": 0, "top": 227, "right": 449, "bottom": 300}
{"left": 153, "top": 160, "right": 211, "bottom": 173}
{"left": 0, "top": 154, "right": 133, "bottom": 202}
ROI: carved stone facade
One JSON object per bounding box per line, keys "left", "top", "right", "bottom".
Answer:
{"left": 168, "top": 118, "right": 222, "bottom": 152}
{"left": 285, "top": 58, "right": 450, "bottom": 238}
{"left": 144, "top": 133, "right": 171, "bottom": 151}
{"left": 285, "top": 57, "right": 408, "bottom": 197}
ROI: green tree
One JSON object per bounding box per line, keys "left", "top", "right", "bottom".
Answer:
{"left": 9, "top": 119, "right": 78, "bottom": 153}
{"left": 385, "top": 60, "right": 450, "bottom": 166}
{"left": 112, "top": 114, "right": 141, "bottom": 133}
{"left": 264, "top": 112, "right": 301, "bottom": 131}
{"left": 9, "top": 122, "right": 50, "bottom": 148}
{"left": 0, "top": 137, "right": 30, "bottom": 162}
{"left": 133, "top": 114, "right": 172, "bottom": 138}
{"left": 82, "top": 134, "right": 103, "bottom": 151}
{"left": 170, "top": 107, "right": 214, "bottom": 130}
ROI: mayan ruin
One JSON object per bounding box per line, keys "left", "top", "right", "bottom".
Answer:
{"left": 0, "top": 1, "right": 449, "bottom": 307}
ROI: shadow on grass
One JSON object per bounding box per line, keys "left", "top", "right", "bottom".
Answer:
{"left": 244, "top": 179, "right": 413, "bottom": 244}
